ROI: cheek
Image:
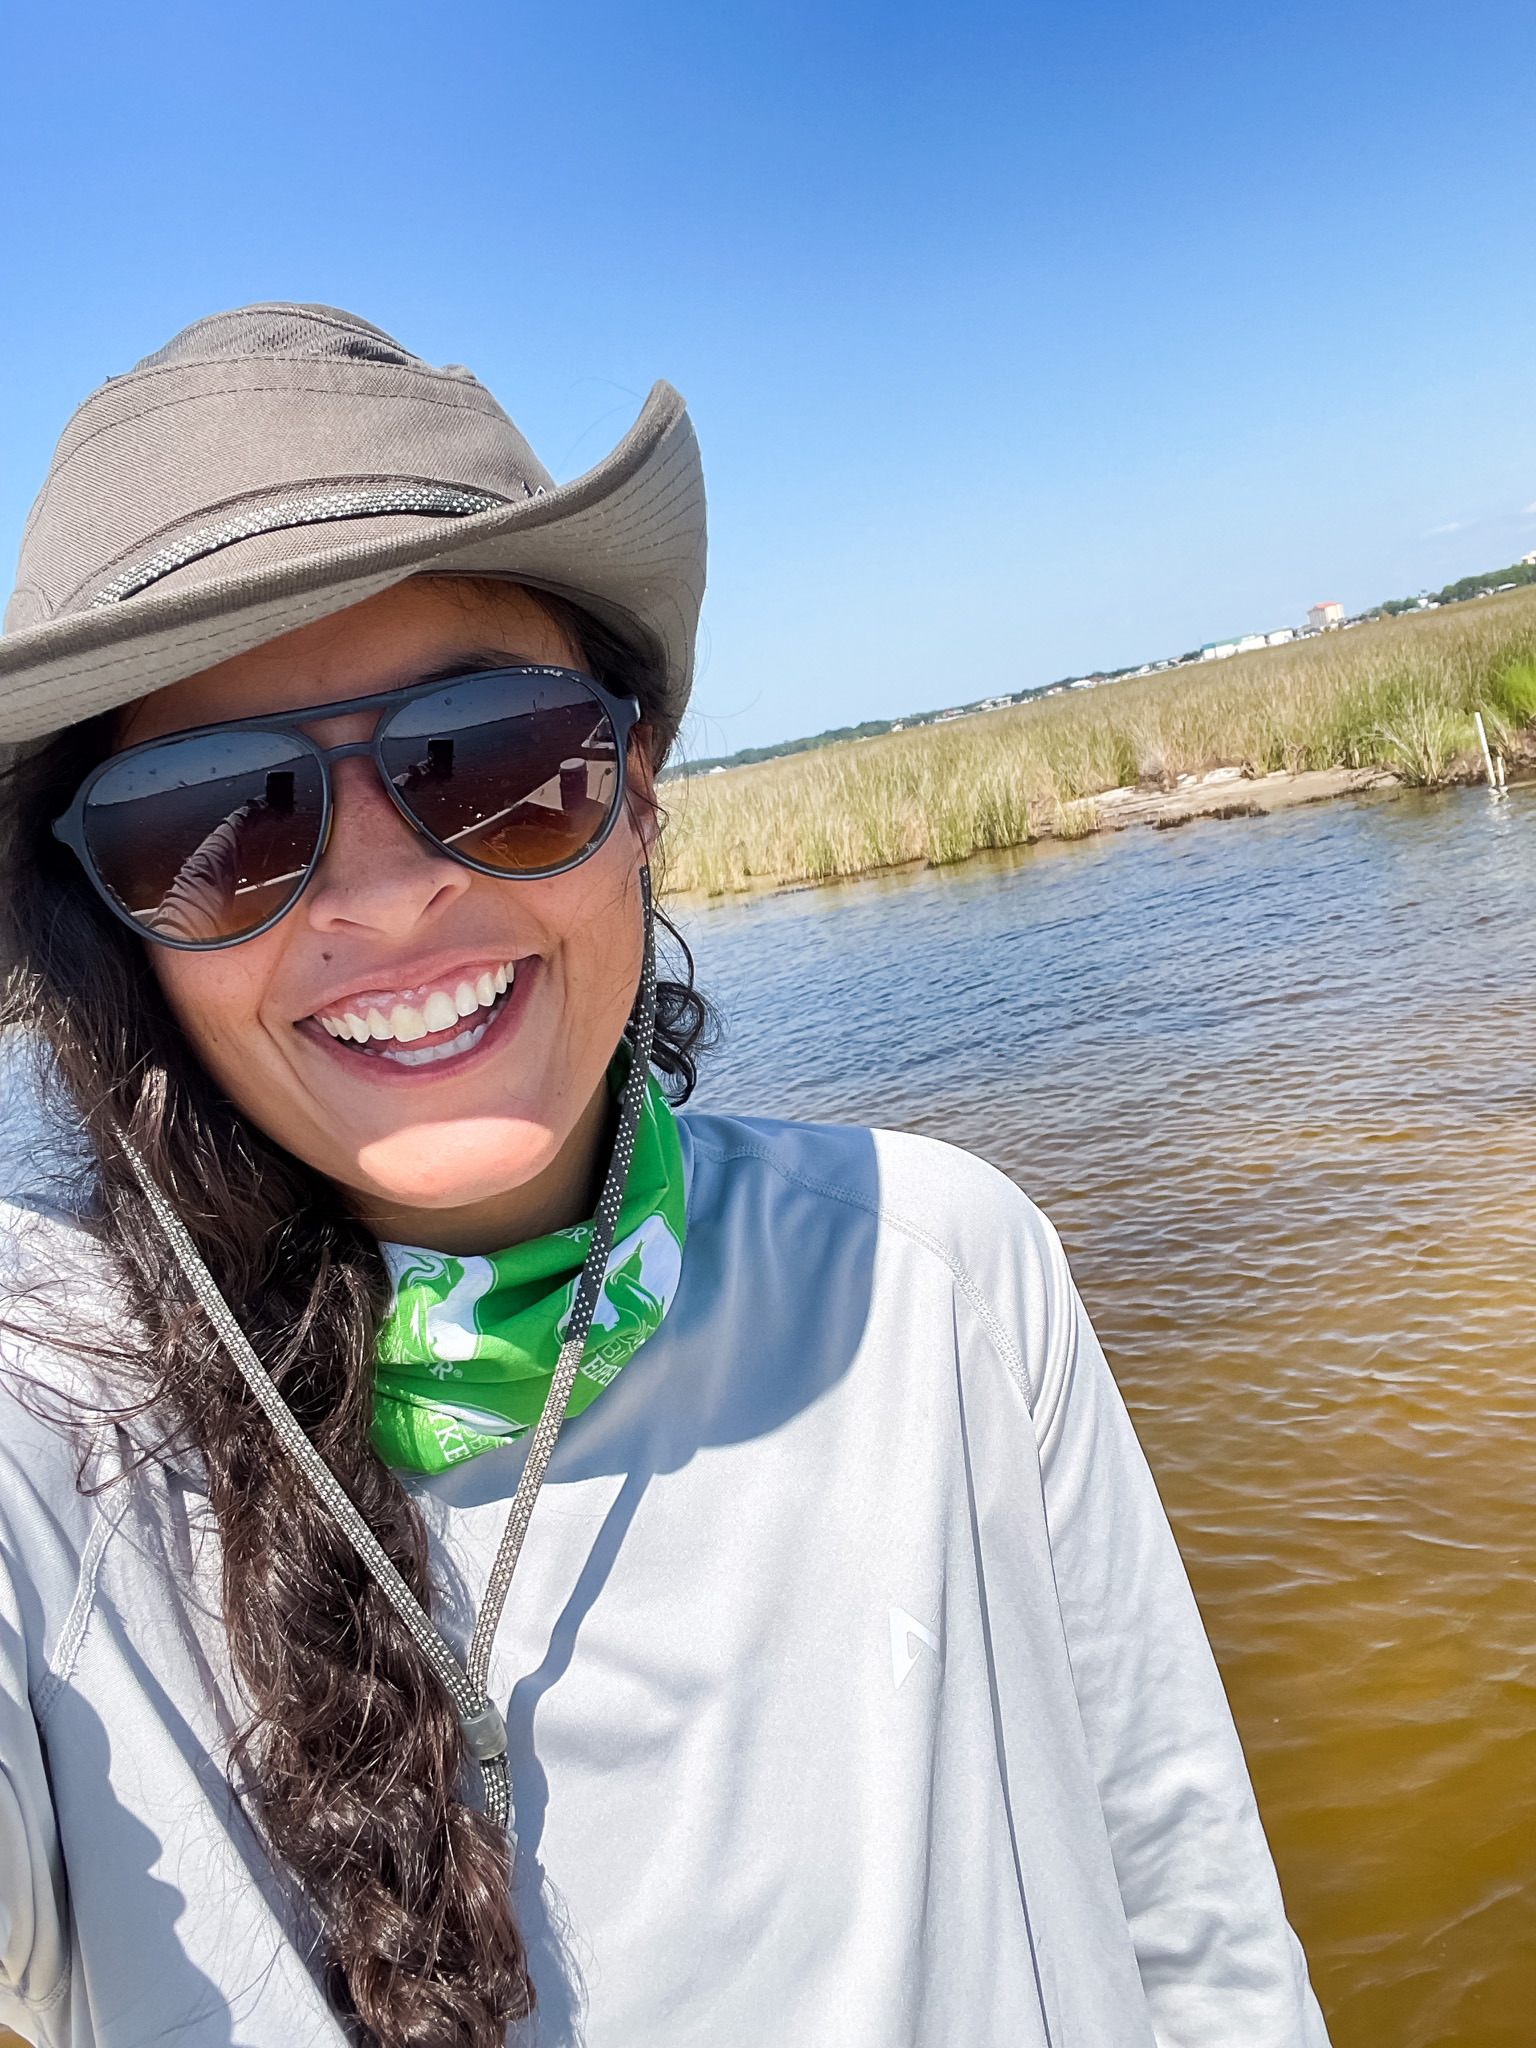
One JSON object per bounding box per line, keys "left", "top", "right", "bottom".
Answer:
{"left": 151, "top": 941, "right": 280, "bottom": 1067}
{"left": 541, "top": 850, "right": 646, "bottom": 1004}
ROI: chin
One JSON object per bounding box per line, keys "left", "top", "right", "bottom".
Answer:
{"left": 354, "top": 1116, "right": 560, "bottom": 1212}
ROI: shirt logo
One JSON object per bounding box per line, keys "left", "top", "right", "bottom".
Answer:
{"left": 890, "top": 1607, "right": 942, "bottom": 1689}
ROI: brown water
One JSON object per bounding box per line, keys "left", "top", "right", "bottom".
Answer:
{"left": 681, "top": 783, "right": 1536, "bottom": 2047}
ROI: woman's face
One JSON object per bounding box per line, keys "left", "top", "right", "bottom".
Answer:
{"left": 123, "top": 580, "right": 655, "bottom": 1251}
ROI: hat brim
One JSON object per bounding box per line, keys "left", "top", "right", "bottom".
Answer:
{"left": 0, "top": 381, "right": 704, "bottom": 747}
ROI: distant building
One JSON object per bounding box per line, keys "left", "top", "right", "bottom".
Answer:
{"left": 1200, "top": 641, "right": 1239, "bottom": 661}
{"left": 1307, "top": 601, "right": 1344, "bottom": 630}
{"left": 1522, "top": 550, "right": 1536, "bottom": 566}
{"left": 1266, "top": 628, "right": 1294, "bottom": 645}
{"left": 1235, "top": 634, "right": 1267, "bottom": 653}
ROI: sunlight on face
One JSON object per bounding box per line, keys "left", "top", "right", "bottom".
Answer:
{"left": 132, "top": 580, "right": 656, "bottom": 1250}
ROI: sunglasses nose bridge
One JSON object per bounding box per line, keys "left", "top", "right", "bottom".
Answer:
{"left": 314, "top": 734, "right": 397, "bottom": 833}
{"left": 313, "top": 738, "right": 453, "bottom": 876}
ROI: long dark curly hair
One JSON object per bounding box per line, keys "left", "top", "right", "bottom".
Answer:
{"left": 0, "top": 581, "right": 711, "bottom": 2046}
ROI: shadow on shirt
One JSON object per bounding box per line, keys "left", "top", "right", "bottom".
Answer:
{"left": 421, "top": 1119, "right": 882, "bottom": 2046}
{"left": 24, "top": 1674, "right": 238, "bottom": 2045}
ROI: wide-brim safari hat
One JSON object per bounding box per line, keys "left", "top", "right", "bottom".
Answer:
{"left": 0, "top": 303, "right": 705, "bottom": 749}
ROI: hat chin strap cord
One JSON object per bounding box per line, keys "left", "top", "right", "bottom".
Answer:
{"left": 114, "top": 865, "right": 660, "bottom": 1841}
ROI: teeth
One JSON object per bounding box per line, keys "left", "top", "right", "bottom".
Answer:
{"left": 422, "top": 990, "right": 459, "bottom": 1033}
{"left": 383, "top": 1021, "right": 489, "bottom": 1067}
{"left": 318, "top": 961, "right": 516, "bottom": 1046}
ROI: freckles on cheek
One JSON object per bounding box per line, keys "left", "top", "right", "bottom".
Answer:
{"left": 151, "top": 948, "right": 279, "bottom": 1077}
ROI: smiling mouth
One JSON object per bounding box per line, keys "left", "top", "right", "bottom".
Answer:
{"left": 310, "top": 962, "right": 517, "bottom": 1069}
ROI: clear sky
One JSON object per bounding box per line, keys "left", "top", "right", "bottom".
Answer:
{"left": 4, "top": 0, "right": 1534, "bottom": 757}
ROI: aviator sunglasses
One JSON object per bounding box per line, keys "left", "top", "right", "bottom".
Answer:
{"left": 54, "top": 665, "right": 641, "bottom": 951}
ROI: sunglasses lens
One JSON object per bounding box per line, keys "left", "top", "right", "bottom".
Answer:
{"left": 377, "top": 670, "right": 623, "bottom": 875}
{"left": 82, "top": 733, "right": 325, "bottom": 946}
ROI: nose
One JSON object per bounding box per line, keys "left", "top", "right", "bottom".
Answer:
{"left": 302, "top": 751, "right": 472, "bottom": 937}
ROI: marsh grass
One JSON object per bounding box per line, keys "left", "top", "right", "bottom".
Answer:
{"left": 1052, "top": 796, "right": 1101, "bottom": 841}
{"left": 662, "top": 590, "right": 1536, "bottom": 895}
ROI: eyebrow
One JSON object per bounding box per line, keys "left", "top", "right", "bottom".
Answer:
{"left": 116, "top": 647, "right": 573, "bottom": 750}
{"left": 282, "top": 648, "right": 570, "bottom": 727}
{"left": 403, "top": 647, "right": 553, "bottom": 688}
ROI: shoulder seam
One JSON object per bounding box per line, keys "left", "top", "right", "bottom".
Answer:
{"left": 687, "top": 1133, "right": 1035, "bottom": 1404}
{"left": 20, "top": 1964, "right": 71, "bottom": 2017}
{"left": 33, "top": 1489, "right": 130, "bottom": 1728}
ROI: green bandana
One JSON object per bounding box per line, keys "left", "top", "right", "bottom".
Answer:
{"left": 371, "top": 1070, "right": 686, "bottom": 1474}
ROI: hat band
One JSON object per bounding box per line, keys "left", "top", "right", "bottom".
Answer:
{"left": 87, "top": 482, "right": 510, "bottom": 609}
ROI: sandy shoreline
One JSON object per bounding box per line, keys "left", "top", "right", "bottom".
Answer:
{"left": 1092, "top": 762, "right": 1394, "bottom": 832}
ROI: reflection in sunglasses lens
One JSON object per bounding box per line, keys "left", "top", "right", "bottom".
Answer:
{"left": 378, "top": 672, "right": 620, "bottom": 874}
{"left": 83, "top": 734, "right": 325, "bottom": 945}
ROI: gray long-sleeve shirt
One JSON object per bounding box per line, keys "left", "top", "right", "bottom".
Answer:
{"left": 0, "top": 1083, "right": 1330, "bottom": 2046}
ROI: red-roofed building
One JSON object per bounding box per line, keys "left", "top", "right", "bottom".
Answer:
{"left": 1307, "top": 600, "right": 1344, "bottom": 630}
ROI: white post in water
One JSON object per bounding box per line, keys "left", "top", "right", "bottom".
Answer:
{"left": 1473, "top": 711, "right": 1498, "bottom": 789}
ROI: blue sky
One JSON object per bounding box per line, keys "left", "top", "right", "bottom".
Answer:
{"left": 4, "top": 0, "right": 1534, "bottom": 757}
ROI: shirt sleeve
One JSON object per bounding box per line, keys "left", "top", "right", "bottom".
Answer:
{"left": 0, "top": 1516, "right": 71, "bottom": 2043}
{"left": 1031, "top": 1250, "right": 1331, "bottom": 2048}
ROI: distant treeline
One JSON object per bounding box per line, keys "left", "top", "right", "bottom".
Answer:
{"left": 670, "top": 558, "right": 1536, "bottom": 778}
{"left": 671, "top": 717, "right": 908, "bottom": 775}
{"left": 1380, "top": 560, "right": 1536, "bottom": 615}
{"left": 665, "top": 677, "right": 1112, "bottom": 779}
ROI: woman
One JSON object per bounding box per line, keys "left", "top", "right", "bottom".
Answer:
{"left": 0, "top": 304, "right": 1329, "bottom": 2047}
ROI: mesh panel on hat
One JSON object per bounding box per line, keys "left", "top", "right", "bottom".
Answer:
{"left": 0, "top": 305, "right": 702, "bottom": 751}
{"left": 131, "top": 304, "right": 428, "bottom": 375}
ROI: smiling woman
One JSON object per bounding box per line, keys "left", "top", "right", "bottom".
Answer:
{"left": 99, "top": 579, "right": 658, "bottom": 1249}
{"left": 0, "top": 306, "right": 1329, "bottom": 2048}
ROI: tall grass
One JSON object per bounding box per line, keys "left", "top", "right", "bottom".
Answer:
{"left": 662, "top": 591, "right": 1536, "bottom": 895}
